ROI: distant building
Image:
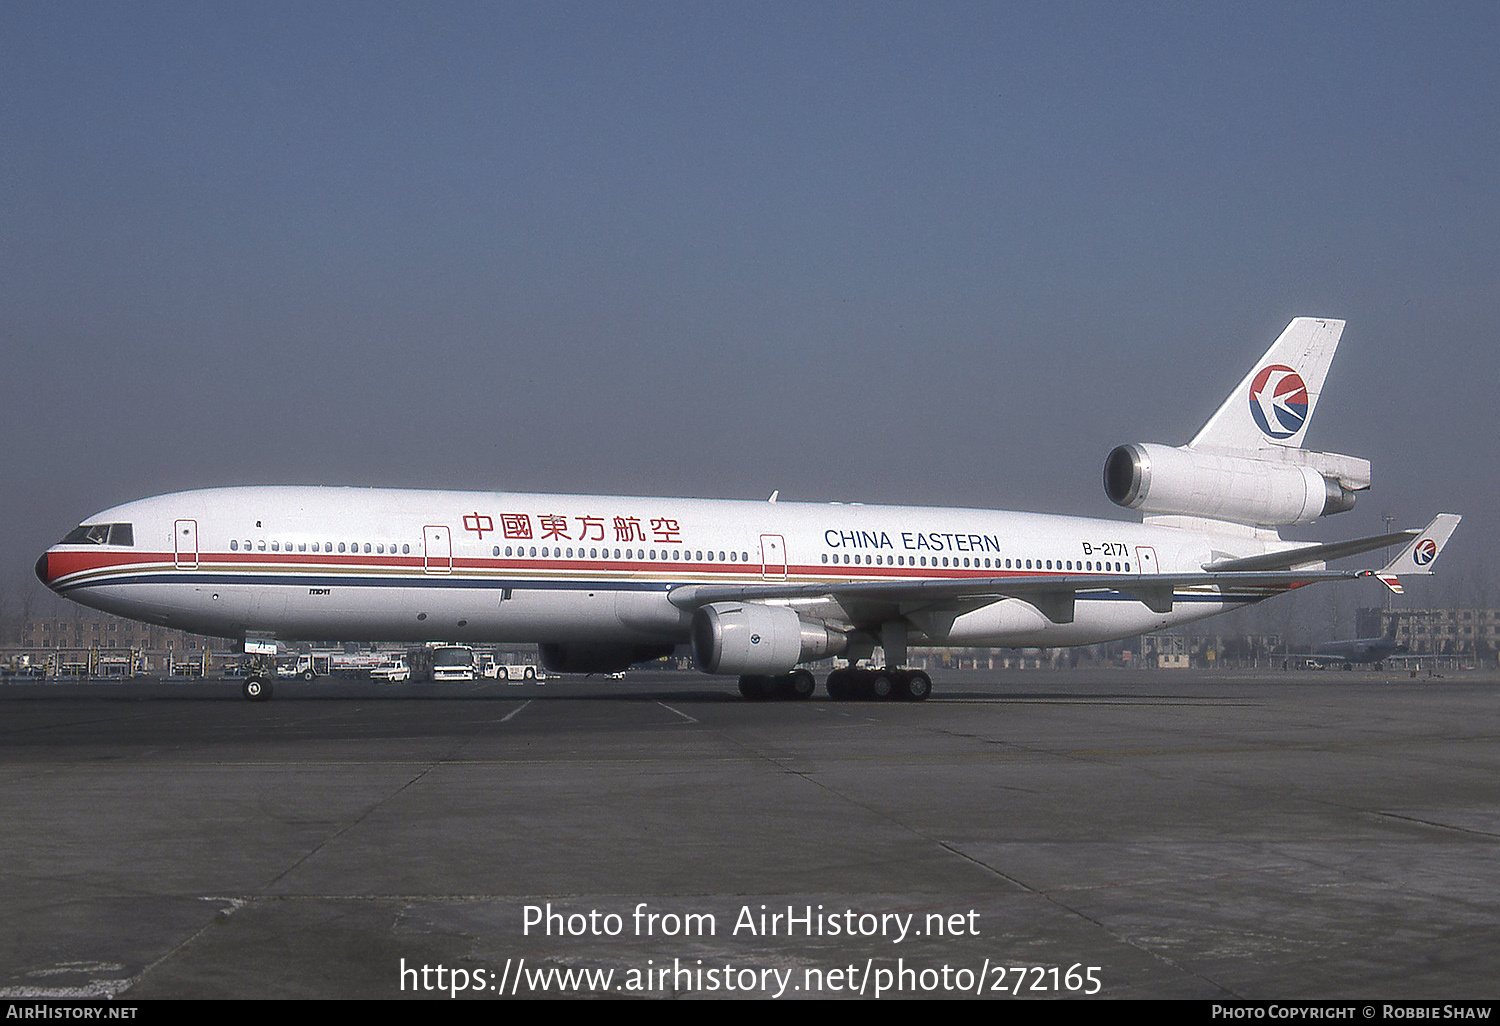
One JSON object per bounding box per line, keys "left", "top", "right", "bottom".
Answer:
{"left": 1355, "top": 607, "right": 1500, "bottom": 659}
{"left": 18, "top": 614, "right": 218, "bottom": 653}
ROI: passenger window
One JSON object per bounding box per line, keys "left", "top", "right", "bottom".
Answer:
{"left": 338, "top": 543, "right": 345, "bottom": 553}
{"left": 258, "top": 541, "right": 267, "bottom": 551}
{"left": 230, "top": 540, "right": 239, "bottom": 551}
{"left": 402, "top": 544, "right": 409, "bottom": 554}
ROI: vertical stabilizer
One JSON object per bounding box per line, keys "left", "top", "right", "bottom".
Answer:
{"left": 1190, "top": 318, "right": 1345, "bottom": 453}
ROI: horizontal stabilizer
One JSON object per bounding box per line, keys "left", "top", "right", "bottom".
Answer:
{"left": 1206, "top": 529, "right": 1419, "bottom": 572}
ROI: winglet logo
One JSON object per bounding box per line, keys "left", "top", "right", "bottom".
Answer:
{"left": 1248, "top": 364, "right": 1309, "bottom": 440}
{"left": 1413, "top": 538, "right": 1438, "bottom": 566}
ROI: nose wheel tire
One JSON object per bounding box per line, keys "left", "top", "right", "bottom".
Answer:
{"left": 242, "top": 677, "right": 273, "bottom": 702}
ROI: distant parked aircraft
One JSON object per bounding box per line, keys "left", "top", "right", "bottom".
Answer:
{"left": 1310, "top": 617, "right": 1407, "bottom": 669}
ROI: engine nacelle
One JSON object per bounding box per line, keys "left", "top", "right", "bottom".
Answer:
{"left": 690, "top": 602, "right": 848, "bottom": 676}
{"left": 1104, "top": 442, "right": 1359, "bottom": 527}
{"left": 539, "top": 642, "right": 676, "bottom": 674}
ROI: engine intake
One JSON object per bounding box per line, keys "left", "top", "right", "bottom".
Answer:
{"left": 1105, "top": 442, "right": 1359, "bottom": 527}
{"left": 691, "top": 603, "right": 848, "bottom": 676}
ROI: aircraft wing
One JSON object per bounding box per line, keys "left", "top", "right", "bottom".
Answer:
{"left": 668, "top": 513, "right": 1459, "bottom": 627}
{"left": 1205, "top": 529, "right": 1419, "bottom": 572}
{"left": 668, "top": 567, "right": 1361, "bottom": 624}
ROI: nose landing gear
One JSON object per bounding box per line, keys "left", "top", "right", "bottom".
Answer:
{"left": 241, "top": 654, "right": 275, "bottom": 702}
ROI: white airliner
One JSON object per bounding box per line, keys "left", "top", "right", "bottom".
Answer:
{"left": 37, "top": 318, "right": 1459, "bottom": 702}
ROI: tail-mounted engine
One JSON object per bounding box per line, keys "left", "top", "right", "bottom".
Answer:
{"left": 1104, "top": 443, "right": 1370, "bottom": 527}
{"left": 691, "top": 602, "right": 848, "bottom": 676}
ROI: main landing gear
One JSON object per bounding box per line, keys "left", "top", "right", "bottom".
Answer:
{"left": 738, "top": 669, "right": 817, "bottom": 701}
{"left": 737, "top": 667, "right": 932, "bottom": 702}
{"left": 826, "top": 667, "right": 932, "bottom": 702}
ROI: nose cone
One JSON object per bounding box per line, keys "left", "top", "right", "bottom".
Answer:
{"left": 35, "top": 551, "right": 53, "bottom": 588}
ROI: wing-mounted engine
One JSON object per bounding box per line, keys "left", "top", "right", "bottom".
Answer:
{"left": 1104, "top": 443, "right": 1370, "bottom": 527}
{"left": 690, "top": 602, "right": 848, "bottom": 676}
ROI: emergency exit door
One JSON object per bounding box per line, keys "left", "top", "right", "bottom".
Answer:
{"left": 760, "top": 534, "right": 787, "bottom": 580}
{"left": 174, "top": 520, "right": 198, "bottom": 570}
{"left": 424, "top": 525, "right": 452, "bottom": 574}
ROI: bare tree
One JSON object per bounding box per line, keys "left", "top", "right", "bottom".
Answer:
{"left": 0, "top": 575, "right": 12, "bottom": 646}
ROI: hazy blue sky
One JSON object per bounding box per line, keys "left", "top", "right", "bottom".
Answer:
{"left": 3, "top": 2, "right": 1496, "bottom": 621}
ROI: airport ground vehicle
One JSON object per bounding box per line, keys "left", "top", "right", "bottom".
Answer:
{"left": 430, "top": 644, "right": 477, "bottom": 682}
{"left": 489, "top": 660, "right": 545, "bottom": 682}
{"left": 276, "top": 653, "right": 331, "bottom": 680}
{"left": 369, "top": 658, "right": 411, "bottom": 682}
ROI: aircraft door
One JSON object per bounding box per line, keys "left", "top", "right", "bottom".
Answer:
{"left": 174, "top": 520, "right": 198, "bottom": 570}
{"left": 760, "top": 534, "right": 787, "bottom": 580}
{"left": 424, "top": 525, "right": 452, "bottom": 574}
{"left": 1134, "top": 545, "right": 1158, "bottom": 575}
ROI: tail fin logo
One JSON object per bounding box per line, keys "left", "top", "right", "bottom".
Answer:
{"left": 1413, "top": 538, "right": 1438, "bottom": 566}
{"left": 1248, "top": 364, "right": 1309, "bottom": 440}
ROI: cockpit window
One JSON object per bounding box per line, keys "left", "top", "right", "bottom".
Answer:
{"left": 61, "top": 523, "right": 134, "bottom": 546}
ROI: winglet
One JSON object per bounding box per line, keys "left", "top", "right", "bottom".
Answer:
{"left": 1375, "top": 513, "right": 1461, "bottom": 593}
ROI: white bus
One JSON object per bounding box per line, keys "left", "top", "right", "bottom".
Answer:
{"left": 430, "top": 645, "right": 477, "bottom": 682}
